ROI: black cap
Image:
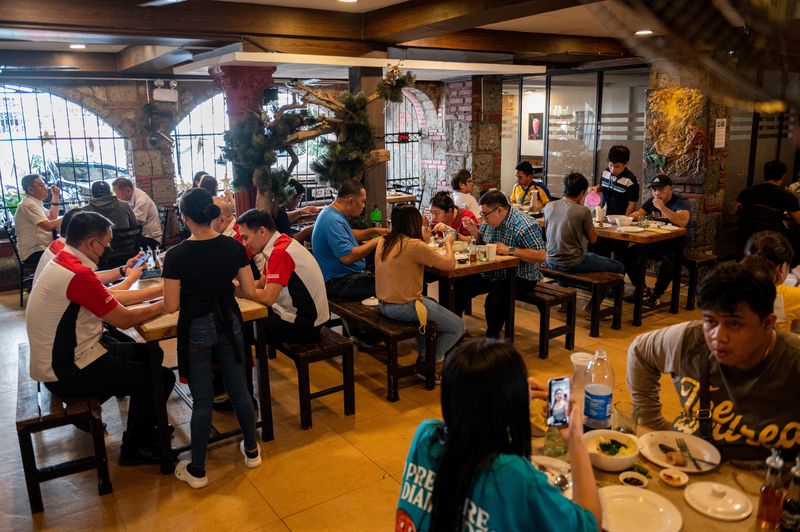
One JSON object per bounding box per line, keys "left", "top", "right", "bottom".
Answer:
{"left": 91, "top": 180, "right": 111, "bottom": 198}
{"left": 649, "top": 175, "right": 673, "bottom": 188}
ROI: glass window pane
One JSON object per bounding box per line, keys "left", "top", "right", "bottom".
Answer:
{"left": 508, "top": 76, "right": 544, "bottom": 192}
{"left": 547, "top": 73, "right": 598, "bottom": 187}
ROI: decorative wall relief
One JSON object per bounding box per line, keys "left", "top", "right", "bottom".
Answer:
{"left": 644, "top": 87, "right": 708, "bottom": 184}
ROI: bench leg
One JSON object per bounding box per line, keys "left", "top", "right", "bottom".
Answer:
{"left": 686, "top": 265, "right": 698, "bottom": 311}
{"left": 88, "top": 412, "right": 112, "bottom": 496}
{"left": 343, "top": 348, "right": 355, "bottom": 416}
{"left": 295, "top": 359, "right": 313, "bottom": 430}
{"left": 424, "top": 330, "right": 436, "bottom": 391}
{"left": 565, "top": 296, "right": 576, "bottom": 350}
{"left": 17, "top": 428, "right": 43, "bottom": 513}
{"left": 612, "top": 284, "right": 623, "bottom": 330}
{"left": 589, "top": 286, "right": 602, "bottom": 338}
{"left": 386, "top": 343, "right": 400, "bottom": 402}
{"left": 537, "top": 303, "right": 550, "bottom": 360}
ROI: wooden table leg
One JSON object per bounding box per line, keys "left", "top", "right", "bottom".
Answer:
{"left": 446, "top": 279, "right": 456, "bottom": 313}
{"left": 633, "top": 246, "right": 647, "bottom": 326}
{"left": 505, "top": 270, "right": 516, "bottom": 342}
{"left": 147, "top": 341, "right": 174, "bottom": 474}
{"left": 669, "top": 246, "right": 683, "bottom": 314}
{"left": 254, "top": 319, "right": 274, "bottom": 442}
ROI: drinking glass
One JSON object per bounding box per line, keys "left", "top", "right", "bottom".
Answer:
{"left": 543, "top": 426, "right": 568, "bottom": 457}
{"left": 477, "top": 245, "right": 488, "bottom": 262}
{"left": 612, "top": 401, "right": 638, "bottom": 434}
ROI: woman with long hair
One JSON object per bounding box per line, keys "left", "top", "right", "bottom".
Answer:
{"left": 376, "top": 204, "right": 465, "bottom": 365}
{"left": 162, "top": 188, "right": 261, "bottom": 488}
{"left": 396, "top": 339, "right": 601, "bottom": 531}
{"left": 742, "top": 230, "right": 800, "bottom": 333}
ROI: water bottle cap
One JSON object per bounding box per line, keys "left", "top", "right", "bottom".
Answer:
{"left": 594, "top": 350, "right": 607, "bottom": 358}
{"left": 766, "top": 448, "right": 784, "bottom": 469}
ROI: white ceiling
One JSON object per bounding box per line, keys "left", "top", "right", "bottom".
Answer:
{"left": 214, "top": 0, "right": 404, "bottom": 13}
{"left": 0, "top": 41, "right": 128, "bottom": 53}
{"left": 481, "top": 1, "right": 648, "bottom": 37}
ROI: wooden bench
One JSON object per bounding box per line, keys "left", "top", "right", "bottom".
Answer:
{"left": 518, "top": 283, "right": 577, "bottom": 360}
{"left": 539, "top": 267, "right": 623, "bottom": 337}
{"left": 328, "top": 299, "right": 436, "bottom": 402}
{"left": 16, "top": 345, "right": 111, "bottom": 513}
{"left": 267, "top": 327, "right": 355, "bottom": 430}
{"left": 684, "top": 250, "right": 717, "bottom": 310}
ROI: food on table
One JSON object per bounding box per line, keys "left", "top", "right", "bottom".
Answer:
{"left": 631, "top": 464, "right": 652, "bottom": 478}
{"left": 622, "top": 475, "right": 645, "bottom": 486}
{"left": 664, "top": 450, "right": 687, "bottom": 466}
{"left": 597, "top": 437, "right": 636, "bottom": 457}
{"left": 658, "top": 468, "right": 689, "bottom": 488}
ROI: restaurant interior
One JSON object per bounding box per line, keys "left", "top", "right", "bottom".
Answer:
{"left": 0, "top": 1, "right": 798, "bottom": 530}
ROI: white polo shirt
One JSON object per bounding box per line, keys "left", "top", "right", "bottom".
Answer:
{"left": 258, "top": 232, "right": 329, "bottom": 327}
{"left": 129, "top": 187, "right": 162, "bottom": 242}
{"left": 14, "top": 195, "right": 53, "bottom": 261}
{"left": 26, "top": 245, "right": 118, "bottom": 382}
{"left": 32, "top": 237, "right": 66, "bottom": 284}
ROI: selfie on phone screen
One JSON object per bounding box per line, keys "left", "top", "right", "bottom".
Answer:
{"left": 547, "top": 377, "right": 570, "bottom": 427}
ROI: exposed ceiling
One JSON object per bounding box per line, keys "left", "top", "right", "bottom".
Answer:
{"left": 215, "top": 0, "right": 405, "bottom": 13}
{"left": 0, "top": 42, "right": 128, "bottom": 53}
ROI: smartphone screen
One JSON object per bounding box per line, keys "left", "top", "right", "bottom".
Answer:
{"left": 132, "top": 252, "right": 150, "bottom": 271}
{"left": 546, "top": 377, "right": 570, "bottom": 427}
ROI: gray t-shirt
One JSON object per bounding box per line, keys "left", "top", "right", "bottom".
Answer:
{"left": 544, "top": 198, "right": 593, "bottom": 269}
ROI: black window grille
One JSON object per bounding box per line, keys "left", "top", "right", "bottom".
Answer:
{"left": 172, "top": 88, "right": 337, "bottom": 203}
{"left": 0, "top": 84, "right": 130, "bottom": 222}
{"left": 384, "top": 94, "right": 421, "bottom": 195}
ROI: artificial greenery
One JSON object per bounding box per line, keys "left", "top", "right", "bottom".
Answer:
{"left": 376, "top": 66, "right": 416, "bottom": 103}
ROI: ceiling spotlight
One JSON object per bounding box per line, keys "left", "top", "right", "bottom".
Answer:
{"left": 337, "top": 0, "right": 358, "bottom": 3}
{"left": 69, "top": 44, "right": 86, "bottom": 49}
{"left": 635, "top": 30, "right": 654, "bottom": 36}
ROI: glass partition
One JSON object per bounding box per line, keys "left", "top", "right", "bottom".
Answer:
{"left": 501, "top": 78, "right": 522, "bottom": 194}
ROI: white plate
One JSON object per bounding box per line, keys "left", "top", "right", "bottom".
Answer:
{"left": 661, "top": 224, "right": 680, "bottom": 231}
{"left": 684, "top": 482, "right": 753, "bottom": 521}
{"left": 616, "top": 226, "right": 645, "bottom": 233}
{"left": 361, "top": 297, "right": 379, "bottom": 307}
{"left": 531, "top": 455, "right": 572, "bottom": 499}
{"left": 600, "top": 485, "right": 682, "bottom": 532}
{"left": 639, "top": 431, "right": 721, "bottom": 473}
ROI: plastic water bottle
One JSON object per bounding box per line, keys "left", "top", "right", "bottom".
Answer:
{"left": 584, "top": 350, "right": 614, "bottom": 430}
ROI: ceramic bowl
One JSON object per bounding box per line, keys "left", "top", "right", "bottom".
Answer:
{"left": 659, "top": 468, "right": 689, "bottom": 488}
{"left": 452, "top": 241, "right": 468, "bottom": 253}
{"left": 583, "top": 429, "right": 641, "bottom": 472}
{"left": 614, "top": 216, "right": 633, "bottom": 226}
{"left": 619, "top": 471, "right": 649, "bottom": 488}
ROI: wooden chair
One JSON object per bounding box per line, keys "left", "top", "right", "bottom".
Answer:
{"left": 16, "top": 345, "right": 111, "bottom": 513}
{"left": 267, "top": 327, "right": 355, "bottom": 430}
{"left": 518, "top": 283, "right": 577, "bottom": 359}
{"left": 3, "top": 222, "right": 36, "bottom": 307}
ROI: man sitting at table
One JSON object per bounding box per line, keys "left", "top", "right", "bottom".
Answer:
{"left": 627, "top": 261, "right": 800, "bottom": 461}
{"left": 623, "top": 174, "right": 691, "bottom": 308}
{"left": 510, "top": 161, "right": 551, "bottom": 208}
{"left": 236, "top": 209, "right": 330, "bottom": 342}
{"left": 451, "top": 169, "right": 481, "bottom": 217}
{"left": 274, "top": 179, "right": 320, "bottom": 245}
{"left": 544, "top": 172, "right": 624, "bottom": 277}
{"left": 14, "top": 174, "right": 62, "bottom": 268}
{"left": 112, "top": 178, "right": 162, "bottom": 249}
{"left": 26, "top": 211, "right": 175, "bottom": 466}
{"left": 310, "top": 180, "right": 389, "bottom": 300}
{"left": 429, "top": 191, "right": 479, "bottom": 241}
{"left": 461, "top": 190, "right": 546, "bottom": 338}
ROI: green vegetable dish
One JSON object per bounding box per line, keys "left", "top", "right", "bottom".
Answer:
{"left": 597, "top": 438, "right": 635, "bottom": 457}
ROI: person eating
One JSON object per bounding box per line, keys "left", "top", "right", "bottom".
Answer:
{"left": 428, "top": 191, "right": 478, "bottom": 241}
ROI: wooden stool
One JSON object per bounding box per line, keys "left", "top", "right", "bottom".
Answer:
{"left": 268, "top": 327, "right": 355, "bottom": 429}
{"left": 540, "top": 267, "right": 624, "bottom": 337}
{"left": 519, "top": 283, "right": 577, "bottom": 360}
{"left": 16, "top": 345, "right": 111, "bottom": 513}
{"left": 684, "top": 250, "right": 717, "bottom": 310}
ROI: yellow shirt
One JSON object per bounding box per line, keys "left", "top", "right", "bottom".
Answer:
{"left": 774, "top": 283, "right": 800, "bottom": 333}
{"left": 511, "top": 182, "right": 550, "bottom": 207}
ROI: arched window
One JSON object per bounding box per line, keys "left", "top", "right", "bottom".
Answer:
{"left": 384, "top": 90, "right": 422, "bottom": 195}
{"left": 172, "top": 89, "right": 336, "bottom": 200}
{"left": 0, "top": 84, "right": 129, "bottom": 220}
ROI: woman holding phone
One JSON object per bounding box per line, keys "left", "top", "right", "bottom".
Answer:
{"left": 162, "top": 188, "right": 261, "bottom": 488}
{"left": 550, "top": 388, "right": 569, "bottom": 426}
{"left": 396, "top": 339, "right": 601, "bottom": 531}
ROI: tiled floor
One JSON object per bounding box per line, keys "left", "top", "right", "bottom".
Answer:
{"left": 0, "top": 282, "right": 695, "bottom": 531}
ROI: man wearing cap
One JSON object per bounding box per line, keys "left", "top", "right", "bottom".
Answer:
{"left": 86, "top": 181, "right": 138, "bottom": 233}
{"left": 274, "top": 179, "right": 320, "bottom": 244}
{"left": 623, "top": 174, "right": 692, "bottom": 307}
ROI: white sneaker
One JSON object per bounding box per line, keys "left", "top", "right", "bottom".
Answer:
{"left": 240, "top": 440, "right": 262, "bottom": 468}
{"left": 175, "top": 460, "right": 208, "bottom": 489}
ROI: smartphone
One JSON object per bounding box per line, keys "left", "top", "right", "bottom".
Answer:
{"left": 131, "top": 252, "right": 150, "bottom": 271}
{"left": 546, "top": 377, "right": 571, "bottom": 427}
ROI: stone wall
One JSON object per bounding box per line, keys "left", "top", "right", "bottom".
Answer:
{"left": 445, "top": 76, "right": 502, "bottom": 198}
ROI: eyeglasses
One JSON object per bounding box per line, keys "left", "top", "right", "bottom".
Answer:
{"left": 479, "top": 206, "right": 501, "bottom": 219}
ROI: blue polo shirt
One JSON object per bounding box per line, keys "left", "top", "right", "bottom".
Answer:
{"left": 311, "top": 205, "right": 365, "bottom": 282}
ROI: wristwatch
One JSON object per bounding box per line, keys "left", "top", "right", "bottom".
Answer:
{"left": 118, "top": 266, "right": 126, "bottom": 277}
{"left": 508, "top": 246, "right": 517, "bottom": 256}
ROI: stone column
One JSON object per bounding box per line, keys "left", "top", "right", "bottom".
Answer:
{"left": 209, "top": 65, "right": 276, "bottom": 213}
{"left": 445, "top": 76, "right": 502, "bottom": 195}
{"left": 349, "top": 67, "right": 387, "bottom": 224}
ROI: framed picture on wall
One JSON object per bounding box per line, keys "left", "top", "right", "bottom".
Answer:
{"left": 528, "top": 112, "right": 543, "bottom": 140}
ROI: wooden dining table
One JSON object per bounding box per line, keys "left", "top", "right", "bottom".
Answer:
{"left": 127, "top": 281, "right": 274, "bottom": 474}
{"left": 594, "top": 223, "right": 688, "bottom": 326}
{"left": 427, "top": 254, "right": 521, "bottom": 341}
{"left": 533, "top": 433, "right": 761, "bottom": 531}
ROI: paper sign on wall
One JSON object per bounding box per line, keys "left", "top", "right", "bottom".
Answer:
{"left": 714, "top": 118, "right": 727, "bottom": 149}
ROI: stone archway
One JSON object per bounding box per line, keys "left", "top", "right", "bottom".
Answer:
{"left": 396, "top": 86, "right": 445, "bottom": 206}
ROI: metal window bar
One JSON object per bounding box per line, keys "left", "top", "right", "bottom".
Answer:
{"left": 384, "top": 94, "right": 421, "bottom": 196}
{"left": 0, "top": 84, "right": 129, "bottom": 222}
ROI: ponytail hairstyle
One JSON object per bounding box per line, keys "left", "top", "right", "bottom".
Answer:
{"left": 179, "top": 188, "right": 220, "bottom": 225}
{"left": 431, "top": 339, "right": 532, "bottom": 530}
{"left": 381, "top": 204, "right": 423, "bottom": 261}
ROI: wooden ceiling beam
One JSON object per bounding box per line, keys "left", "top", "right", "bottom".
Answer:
{"left": 364, "top": 0, "right": 590, "bottom": 43}
{"left": 401, "top": 29, "right": 629, "bottom": 58}
{"left": 0, "top": 0, "right": 361, "bottom": 41}
{"left": 242, "top": 36, "right": 385, "bottom": 58}
{"left": 0, "top": 50, "right": 118, "bottom": 72}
